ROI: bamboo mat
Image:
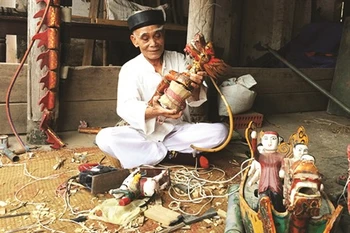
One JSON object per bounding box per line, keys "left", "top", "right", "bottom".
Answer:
{"left": 0, "top": 147, "right": 236, "bottom": 233}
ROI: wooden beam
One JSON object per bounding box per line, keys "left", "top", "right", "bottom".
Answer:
{"left": 82, "top": 0, "right": 100, "bottom": 66}
{"left": 95, "top": 18, "right": 187, "bottom": 31}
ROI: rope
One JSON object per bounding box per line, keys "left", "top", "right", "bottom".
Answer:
{"left": 190, "top": 76, "right": 234, "bottom": 152}
{"left": 5, "top": 1, "right": 51, "bottom": 151}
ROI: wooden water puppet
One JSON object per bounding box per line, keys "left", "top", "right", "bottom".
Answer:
{"left": 149, "top": 32, "right": 233, "bottom": 112}
{"left": 150, "top": 32, "right": 234, "bottom": 153}
{"left": 34, "top": 0, "right": 65, "bottom": 149}
{"left": 238, "top": 121, "right": 343, "bottom": 233}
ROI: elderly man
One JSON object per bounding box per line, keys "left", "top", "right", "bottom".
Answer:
{"left": 95, "top": 9, "right": 228, "bottom": 169}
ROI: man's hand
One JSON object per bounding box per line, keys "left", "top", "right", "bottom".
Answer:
{"left": 188, "top": 71, "right": 206, "bottom": 101}
{"left": 145, "top": 96, "right": 183, "bottom": 120}
{"left": 189, "top": 71, "right": 206, "bottom": 89}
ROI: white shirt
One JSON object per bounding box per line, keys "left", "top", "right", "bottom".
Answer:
{"left": 117, "top": 50, "right": 207, "bottom": 142}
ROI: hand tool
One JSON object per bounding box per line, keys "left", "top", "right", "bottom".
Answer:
{"left": 159, "top": 207, "right": 217, "bottom": 233}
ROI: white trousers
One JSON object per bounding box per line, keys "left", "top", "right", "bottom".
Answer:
{"left": 95, "top": 122, "right": 228, "bottom": 169}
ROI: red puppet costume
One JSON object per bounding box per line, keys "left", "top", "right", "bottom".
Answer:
{"left": 251, "top": 130, "right": 285, "bottom": 212}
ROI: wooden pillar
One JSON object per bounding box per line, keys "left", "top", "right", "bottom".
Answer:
{"left": 316, "top": 0, "right": 340, "bottom": 22}
{"left": 213, "top": 0, "right": 233, "bottom": 61}
{"left": 239, "top": 0, "right": 295, "bottom": 65}
{"left": 270, "top": 0, "right": 295, "bottom": 50}
{"left": 292, "top": 0, "right": 312, "bottom": 37}
{"left": 27, "top": 1, "right": 47, "bottom": 144}
{"left": 187, "top": 0, "right": 215, "bottom": 122}
{"left": 82, "top": 0, "right": 100, "bottom": 66}
{"left": 187, "top": 0, "right": 215, "bottom": 43}
{"left": 228, "top": 0, "right": 244, "bottom": 66}
{"left": 327, "top": 16, "right": 350, "bottom": 117}
{"left": 343, "top": 0, "right": 350, "bottom": 20}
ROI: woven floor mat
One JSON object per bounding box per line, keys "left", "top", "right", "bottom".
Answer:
{"left": 0, "top": 147, "right": 238, "bottom": 232}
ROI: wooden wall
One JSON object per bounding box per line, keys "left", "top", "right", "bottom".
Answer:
{"left": 228, "top": 68, "right": 334, "bottom": 113}
{"left": 57, "top": 66, "right": 121, "bottom": 132}
{"left": 52, "top": 66, "right": 336, "bottom": 131}
{"left": 0, "top": 64, "right": 27, "bottom": 135}
{"left": 238, "top": 0, "right": 343, "bottom": 66}
{"left": 0, "top": 64, "right": 335, "bottom": 134}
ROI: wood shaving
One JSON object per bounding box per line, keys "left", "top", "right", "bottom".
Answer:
{"left": 217, "top": 208, "right": 227, "bottom": 218}
{"left": 204, "top": 218, "right": 212, "bottom": 224}
{"left": 0, "top": 201, "right": 7, "bottom": 207}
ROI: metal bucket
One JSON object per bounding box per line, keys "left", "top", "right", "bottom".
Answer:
{"left": 0, "top": 135, "right": 8, "bottom": 150}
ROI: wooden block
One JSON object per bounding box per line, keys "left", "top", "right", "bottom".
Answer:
{"left": 139, "top": 166, "right": 171, "bottom": 189}
{"left": 91, "top": 169, "right": 130, "bottom": 194}
{"left": 144, "top": 205, "right": 182, "bottom": 226}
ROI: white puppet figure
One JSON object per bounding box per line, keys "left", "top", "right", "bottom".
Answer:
{"left": 140, "top": 169, "right": 168, "bottom": 197}
{"left": 279, "top": 143, "right": 308, "bottom": 179}
{"left": 249, "top": 130, "right": 286, "bottom": 212}
{"left": 248, "top": 130, "right": 284, "bottom": 187}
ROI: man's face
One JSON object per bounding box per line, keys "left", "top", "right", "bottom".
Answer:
{"left": 261, "top": 133, "right": 279, "bottom": 151}
{"left": 130, "top": 25, "right": 165, "bottom": 62}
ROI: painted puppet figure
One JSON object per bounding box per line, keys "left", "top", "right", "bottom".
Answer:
{"left": 279, "top": 143, "right": 309, "bottom": 179}
{"left": 251, "top": 130, "right": 285, "bottom": 212}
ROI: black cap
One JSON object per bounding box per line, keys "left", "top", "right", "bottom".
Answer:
{"left": 127, "top": 9, "right": 165, "bottom": 32}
